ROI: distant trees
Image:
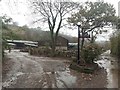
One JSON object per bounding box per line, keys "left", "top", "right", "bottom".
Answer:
{"left": 116, "top": 17, "right": 120, "bottom": 29}
{"left": 2, "top": 15, "right": 12, "bottom": 57}
{"left": 68, "top": 2, "right": 117, "bottom": 49}
{"left": 30, "top": 0, "right": 79, "bottom": 55}
{"left": 2, "top": 15, "right": 21, "bottom": 57}
{"left": 110, "top": 17, "right": 120, "bottom": 57}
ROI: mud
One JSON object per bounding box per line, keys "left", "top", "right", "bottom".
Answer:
{"left": 2, "top": 50, "right": 118, "bottom": 88}
{"left": 95, "top": 50, "right": 118, "bottom": 88}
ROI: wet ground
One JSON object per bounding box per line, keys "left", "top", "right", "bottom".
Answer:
{"left": 2, "top": 50, "right": 118, "bottom": 88}
{"left": 95, "top": 50, "right": 118, "bottom": 88}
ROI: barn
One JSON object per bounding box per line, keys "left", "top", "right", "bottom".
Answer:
{"left": 38, "top": 36, "right": 69, "bottom": 50}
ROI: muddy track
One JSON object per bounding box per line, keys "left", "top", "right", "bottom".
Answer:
{"left": 2, "top": 50, "right": 74, "bottom": 88}
{"left": 2, "top": 50, "right": 118, "bottom": 88}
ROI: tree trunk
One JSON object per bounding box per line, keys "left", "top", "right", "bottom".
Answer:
{"left": 51, "top": 43, "right": 56, "bottom": 56}
{"left": 91, "top": 31, "right": 94, "bottom": 43}
{"left": 81, "top": 37, "right": 84, "bottom": 50}
{"left": 51, "top": 35, "right": 56, "bottom": 56}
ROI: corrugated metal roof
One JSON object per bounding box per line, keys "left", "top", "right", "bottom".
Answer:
{"left": 7, "top": 43, "right": 16, "bottom": 46}
{"left": 25, "top": 43, "right": 38, "bottom": 47}
{"left": 7, "top": 40, "right": 38, "bottom": 44}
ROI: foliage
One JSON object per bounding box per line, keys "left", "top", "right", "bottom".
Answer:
{"left": 113, "top": 17, "right": 120, "bottom": 29}
{"left": 28, "top": 47, "right": 77, "bottom": 59}
{"left": 117, "top": 18, "right": 120, "bottom": 29}
{"left": 29, "top": 47, "right": 51, "bottom": 57}
{"left": 110, "top": 32, "right": 120, "bottom": 57}
{"left": 110, "top": 17, "right": 120, "bottom": 57}
{"left": 28, "top": 43, "right": 102, "bottom": 64}
{"left": 2, "top": 15, "right": 21, "bottom": 58}
{"left": 68, "top": 1, "right": 117, "bottom": 48}
{"left": 69, "top": 63, "right": 98, "bottom": 74}
{"left": 81, "top": 43, "right": 102, "bottom": 64}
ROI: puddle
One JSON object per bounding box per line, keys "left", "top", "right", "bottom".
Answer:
{"left": 4, "top": 49, "right": 118, "bottom": 88}
{"left": 59, "top": 72, "right": 76, "bottom": 88}
{"left": 95, "top": 50, "right": 118, "bottom": 88}
{"left": 56, "top": 68, "right": 76, "bottom": 88}
{"left": 43, "top": 66, "right": 77, "bottom": 88}
{"left": 15, "top": 72, "right": 24, "bottom": 76}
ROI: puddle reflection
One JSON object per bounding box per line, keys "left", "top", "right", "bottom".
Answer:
{"left": 95, "top": 50, "right": 118, "bottom": 88}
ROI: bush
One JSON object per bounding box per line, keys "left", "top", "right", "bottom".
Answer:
{"left": 29, "top": 46, "right": 53, "bottom": 57}
{"left": 69, "top": 62, "right": 98, "bottom": 74}
{"left": 110, "top": 32, "right": 120, "bottom": 57}
{"left": 81, "top": 43, "right": 102, "bottom": 64}
{"left": 20, "top": 47, "right": 29, "bottom": 52}
{"left": 28, "top": 44, "right": 102, "bottom": 64}
{"left": 55, "top": 49, "right": 77, "bottom": 58}
{"left": 28, "top": 46, "right": 78, "bottom": 59}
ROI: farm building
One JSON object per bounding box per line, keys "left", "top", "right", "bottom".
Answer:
{"left": 7, "top": 40, "right": 38, "bottom": 49}
{"left": 38, "top": 36, "right": 69, "bottom": 50}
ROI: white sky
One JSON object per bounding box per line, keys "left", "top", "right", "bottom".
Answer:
{"left": 0, "top": 0, "right": 119, "bottom": 41}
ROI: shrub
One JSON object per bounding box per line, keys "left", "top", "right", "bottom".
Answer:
{"left": 29, "top": 47, "right": 52, "bottom": 56}
{"left": 28, "top": 46, "right": 78, "bottom": 59}
{"left": 110, "top": 32, "right": 120, "bottom": 57}
{"left": 81, "top": 43, "right": 102, "bottom": 64}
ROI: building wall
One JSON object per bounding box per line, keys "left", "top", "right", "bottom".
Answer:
{"left": 38, "top": 36, "right": 69, "bottom": 50}
{"left": 56, "top": 46, "right": 68, "bottom": 50}
{"left": 56, "top": 36, "right": 68, "bottom": 46}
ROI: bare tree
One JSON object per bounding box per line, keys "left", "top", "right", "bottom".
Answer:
{"left": 30, "top": 0, "right": 79, "bottom": 55}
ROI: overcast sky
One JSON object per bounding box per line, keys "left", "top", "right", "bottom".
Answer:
{"left": 0, "top": 0, "right": 119, "bottom": 41}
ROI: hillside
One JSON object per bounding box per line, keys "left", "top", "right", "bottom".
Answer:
{"left": 3, "top": 24, "right": 77, "bottom": 43}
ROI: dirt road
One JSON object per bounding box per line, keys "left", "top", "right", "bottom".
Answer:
{"left": 3, "top": 50, "right": 76, "bottom": 88}
{"left": 3, "top": 50, "right": 115, "bottom": 88}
